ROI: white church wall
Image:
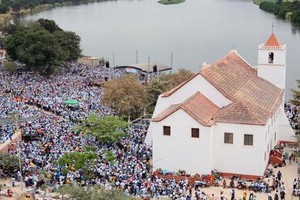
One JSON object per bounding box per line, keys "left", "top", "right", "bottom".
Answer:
{"left": 257, "top": 65, "right": 286, "bottom": 90}
{"left": 213, "top": 123, "right": 266, "bottom": 176}
{"left": 166, "top": 74, "right": 232, "bottom": 108}
{"left": 147, "top": 74, "right": 232, "bottom": 145}
{"left": 152, "top": 109, "right": 213, "bottom": 175}
{"left": 278, "top": 106, "right": 296, "bottom": 142}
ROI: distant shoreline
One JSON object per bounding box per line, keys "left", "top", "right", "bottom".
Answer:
{"left": 0, "top": 0, "right": 109, "bottom": 29}
{"left": 158, "top": 0, "right": 186, "bottom": 5}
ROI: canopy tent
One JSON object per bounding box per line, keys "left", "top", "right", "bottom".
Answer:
{"left": 115, "top": 62, "right": 172, "bottom": 73}
{"left": 63, "top": 99, "right": 79, "bottom": 105}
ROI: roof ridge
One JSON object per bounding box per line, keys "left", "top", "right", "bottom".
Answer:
{"left": 237, "top": 101, "right": 264, "bottom": 124}
{"left": 200, "top": 51, "right": 237, "bottom": 73}
{"left": 162, "top": 73, "right": 200, "bottom": 97}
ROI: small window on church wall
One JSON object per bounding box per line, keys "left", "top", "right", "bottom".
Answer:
{"left": 244, "top": 134, "right": 253, "bottom": 146}
{"left": 268, "top": 52, "right": 274, "bottom": 64}
{"left": 191, "top": 128, "right": 199, "bottom": 138}
{"left": 163, "top": 126, "right": 171, "bottom": 136}
{"left": 224, "top": 132, "right": 233, "bottom": 144}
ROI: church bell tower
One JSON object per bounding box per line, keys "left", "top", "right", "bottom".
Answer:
{"left": 257, "top": 33, "right": 286, "bottom": 93}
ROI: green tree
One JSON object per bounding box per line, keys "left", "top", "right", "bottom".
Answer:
{"left": 101, "top": 75, "right": 147, "bottom": 120}
{"left": 4, "top": 20, "right": 81, "bottom": 76}
{"left": 145, "top": 78, "right": 168, "bottom": 114}
{"left": 291, "top": 80, "right": 300, "bottom": 106}
{"left": 58, "top": 185, "right": 135, "bottom": 200}
{"left": 144, "top": 69, "right": 194, "bottom": 114}
{"left": 58, "top": 151, "right": 97, "bottom": 176}
{"left": 75, "top": 114, "right": 127, "bottom": 144}
{"left": 54, "top": 30, "right": 81, "bottom": 62}
{"left": 160, "top": 68, "right": 194, "bottom": 90}
{"left": 37, "top": 18, "right": 62, "bottom": 33}
{"left": 0, "top": 153, "right": 19, "bottom": 176}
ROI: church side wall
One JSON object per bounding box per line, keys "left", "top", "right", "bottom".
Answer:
{"left": 278, "top": 106, "right": 296, "bottom": 143}
{"left": 213, "top": 123, "right": 265, "bottom": 176}
{"left": 152, "top": 109, "right": 213, "bottom": 175}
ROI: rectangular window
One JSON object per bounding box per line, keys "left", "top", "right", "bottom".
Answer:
{"left": 244, "top": 134, "right": 253, "bottom": 146}
{"left": 191, "top": 128, "right": 199, "bottom": 138}
{"left": 224, "top": 132, "right": 233, "bottom": 144}
{"left": 163, "top": 126, "right": 171, "bottom": 136}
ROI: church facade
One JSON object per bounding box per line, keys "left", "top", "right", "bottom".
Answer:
{"left": 145, "top": 34, "right": 295, "bottom": 177}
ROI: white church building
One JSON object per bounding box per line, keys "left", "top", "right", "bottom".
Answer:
{"left": 145, "top": 33, "right": 295, "bottom": 178}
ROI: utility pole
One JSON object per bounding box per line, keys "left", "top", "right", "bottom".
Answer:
{"left": 147, "top": 56, "right": 150, "bottom": 82}
{"left": 171, "top": 52, "right": 173, "bottom": 74}
{"left": 0, "top": 112, "right": 37, "bottom": 193}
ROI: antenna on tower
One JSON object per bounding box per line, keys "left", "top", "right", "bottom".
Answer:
{"left": 272, "top": 23, "right": 274, "bottom": 33}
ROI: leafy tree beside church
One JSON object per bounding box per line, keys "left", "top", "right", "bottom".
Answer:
{"left": 291, "top": 79, "right": 300, "bottom": 107}
{"left": 4, "top": 19, "right": 81, "bottom": 76}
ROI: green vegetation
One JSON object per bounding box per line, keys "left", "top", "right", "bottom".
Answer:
{"left": 58, "top": 185, "right": 136, "bottom": 200}
{"left": 75, "top": 114, "right": 128, "bottom": 144}
{"left": 258, "top": 1, "right": 300, "bottom": 24}
{"left": 145, "top": 69, "right": 194, "bottom": 113}
{"left": 0, "top": 0, "right": 110, "bottom": 28}
{"left": 4, "top": 19, "right": 81, "bottom": 76}
{"left": 158, "top": 0, "right": 185, "bottom": 5}
{"left": 3, "top": 61, "right": 17, "bottom": 72}
{"left": 58, "top": 151, "right": 97, "bottom": 175}
{"left": 291, "top": 79, "right": 300, "bottom": 107}
{"left": 101, "top": 75, "right": 147, "bottom": 120}
{"left": 0, "top": 152, "right": 19, "bottom": 176}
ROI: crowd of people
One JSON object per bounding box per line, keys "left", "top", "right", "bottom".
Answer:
{"left": 284, "top": 102, "right": 300, "bottom": 134}
{"left": 0, "top": 62, "right": 299, "bottom": 199}
{"left": 0, "top": 63, "right": 156, "bottom": 198}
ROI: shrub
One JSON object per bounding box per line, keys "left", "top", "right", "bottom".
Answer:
{"left": 3, "top": 61, "right": 17, "bottom": 72}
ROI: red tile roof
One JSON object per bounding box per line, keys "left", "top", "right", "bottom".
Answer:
{"left": 153, "top": 92, "right": 220, "bottom": 126}
{"left": 214, "top": 101, "right": 265, "bottom": 125}
{"left": 157, "top": 51, "right": 283, "bottom": 126}
{"left": 264, "top": 33, "right": 281, "bottom": 47}
{"left": 200, "top": 51, "right": 283, "bottom": 125}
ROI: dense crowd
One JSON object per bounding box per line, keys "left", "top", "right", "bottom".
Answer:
{"left": 0, "top": 62, "right": 299, "bottom": 199}
{"left": 284, "top": 102, "right": 300, "bottom": 134}
{"left": 0, "top": 63, "right": 155, "bottom": 198}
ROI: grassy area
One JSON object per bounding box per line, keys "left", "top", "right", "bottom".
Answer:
{"left": 158, "top": 0, "right": 185, "bottom": 5}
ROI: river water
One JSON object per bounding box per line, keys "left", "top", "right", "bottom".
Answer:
{"left": 21, "top": 0, "right": 300, "bottom": 98}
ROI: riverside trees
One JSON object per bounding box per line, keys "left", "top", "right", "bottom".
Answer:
{"left": 4, "top": 19, "right": 81, "bottom": 76}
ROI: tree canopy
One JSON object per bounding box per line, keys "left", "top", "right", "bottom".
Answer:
{"left": 58, "top": 185, "right": 135, "bottom": 200}
{"left": 0, "top": 152, "right": 19, "bottom": 176}
{"left": 4, "top": 19, "right": 81, "bottom": 76}
{"left": 291, "top": 79, "right": 300, "bottom": 107}
{"left": 58, "top": 151, "right": 97, "bottom": 176}
{"left": 75, "top": 114, "right": 128, "bottom": 144}
{"left": 101, "top": 75, "right": 147, "bottom": 120}
{"left": 100, "top": 70, "right": 194, "bottom": 118}
{"left": 145, "top": 69, "right": 194, "bottom": 113}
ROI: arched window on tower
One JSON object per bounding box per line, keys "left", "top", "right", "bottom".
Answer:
{"left": 268, "top": 52, "right": 274, "bottom": 64}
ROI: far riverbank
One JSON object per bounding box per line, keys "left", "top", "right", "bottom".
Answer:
{"left": 0, "top": 0, "right": 112, "bottom": 29}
